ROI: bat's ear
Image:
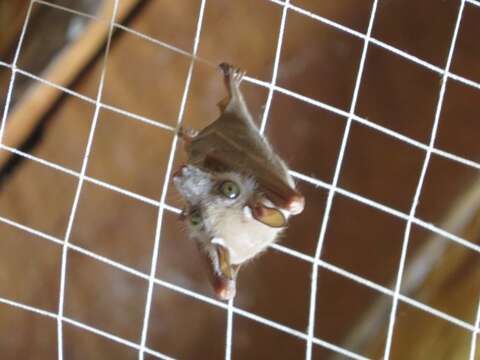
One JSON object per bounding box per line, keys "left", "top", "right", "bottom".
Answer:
{"left": 197, "top": 240, "right": 239, "bottom": 300}
{"left": 249, "top": 203, "right": 287, "bottom": 228}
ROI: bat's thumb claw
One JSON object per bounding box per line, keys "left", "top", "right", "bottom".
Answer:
{"left": 177, "top": 126, "right": 198, "bottom": 144}
{"left": 287, "top": 194, "right": 305, "bottom": 215}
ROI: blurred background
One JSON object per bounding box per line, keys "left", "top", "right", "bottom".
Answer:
{"left": 0, "top": 0, "right": 479, "bottom": 359}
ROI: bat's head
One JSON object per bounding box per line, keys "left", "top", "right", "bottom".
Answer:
{"left": 173, "top": 165, "right": 290, "bottom": 300}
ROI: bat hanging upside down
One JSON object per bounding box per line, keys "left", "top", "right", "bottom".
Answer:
{"left": 173, "top": 63, "right": 305, "bottom": 300}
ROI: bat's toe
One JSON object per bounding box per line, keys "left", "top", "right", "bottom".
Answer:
{"left": 218, "top": 62, "right": 245, "bottom": 84}
{"left": 218, "top": 62, "right": 233, "bottom": 75}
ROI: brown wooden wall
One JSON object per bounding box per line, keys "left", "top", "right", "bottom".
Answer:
{"left": 0, "top": 0, "right": 479, "bottom": 359}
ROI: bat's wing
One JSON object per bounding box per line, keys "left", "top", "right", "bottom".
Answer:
{"left": 184, "top": 62, "right": 304, "bottom": 214}
{"left": 188, "top": 118, "right": 304, "bottom": 214}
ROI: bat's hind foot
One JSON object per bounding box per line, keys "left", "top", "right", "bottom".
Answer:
{"left": 219, "top": 62, "right": 245, "bottom": 86}
{"left": 218, "top": 63, "right": 246, "bottom": 112}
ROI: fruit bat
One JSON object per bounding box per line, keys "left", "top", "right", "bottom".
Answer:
{"left": 173, "top": 63, "right": 305, "bottom": 300}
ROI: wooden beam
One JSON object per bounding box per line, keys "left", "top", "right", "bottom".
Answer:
{"left": 0, "top": 0, "right": 141, "bottom": 169}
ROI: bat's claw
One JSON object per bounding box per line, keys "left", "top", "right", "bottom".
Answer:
{"left": 177, "top": 126, "right": 198, "bottom": 144}
{"left": 218, "top": 63, "right": 246, "bottom": 113}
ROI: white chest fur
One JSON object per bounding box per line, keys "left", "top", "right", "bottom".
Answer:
{"left": 205, "top": 206, "right": 284, "bottom": 265}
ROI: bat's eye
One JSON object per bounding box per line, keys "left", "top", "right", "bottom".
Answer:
{"left": 220, "top": 181, "right": 240, "bottom": 199}
{"left": 189, "top": 210, "right": 202, "bottom": 227}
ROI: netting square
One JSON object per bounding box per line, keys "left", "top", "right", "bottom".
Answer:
{"left": 85, "top": 107, "right": 173, "bottom": 199}
{"left": 402, "top": 224, "right": 480, "bottom": 323}
{"left": 2, "top": 73, "right": 97, "bottom": 171}
{"left": 16, "top": 0, "right": 108, "bottom": 98}
{"left": 0, "top": 148, "right": 77, "bottom": 238}
{"left": 322, "top": 194, "right": 405, "bottom": 287}
{"left": 0, "top": 221, "right": 61, "bottom": 312}
{"left": 451, "top": 2, "right": 480, "bottom": 83}
{"left": 278, "top": 9, "right": 364, "bottom": 111}
{"left": 147, "top": 285, "right": 226, "bottom": 359}
{"left": 436, "top": 79, "right": 480, "bottom": 164}
{"left": 338, "top": 122, "right": 425, "bottom": 212}
{"left": 70, "top": 181, "right": 158, "bottom": 273}
{"left": 232, "top": 315, "right": 306, "bottom": 359}
{"left": 64, "top": 250, "right": 148, "bottom": 343}
{"left": 63, "top": 321, "right": 138, "bottom": 359}
{"left": 356, "top": 45, "right": 441, "bottom": 143}
{"left": 198, "top": 0, "right": 283, "bottom": 81}
{"left": 0, "top": 303, "right": 57, "bottom": 359}
{"left": 416, "top": 154, "right": 480, "bottom": 243}
{"left": 314, "top": 266, "right": 391, "bottom": 358}
{"left": 389, "top": 301, "right": 474, "bottom": 359}
{"left": 235, "top": 249, "right": 311, "bottom": 332}
{"left": 292, "top": 0, "right": 374, "bottom": 33}
{"left": 102, "top": 28, "right": 191, "bottom": 127}
{"left": 373, "top": 0, "right": 459, "bottom": 67}
{"left": 265, "top": 92, "right": 346, "bottom": 183}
